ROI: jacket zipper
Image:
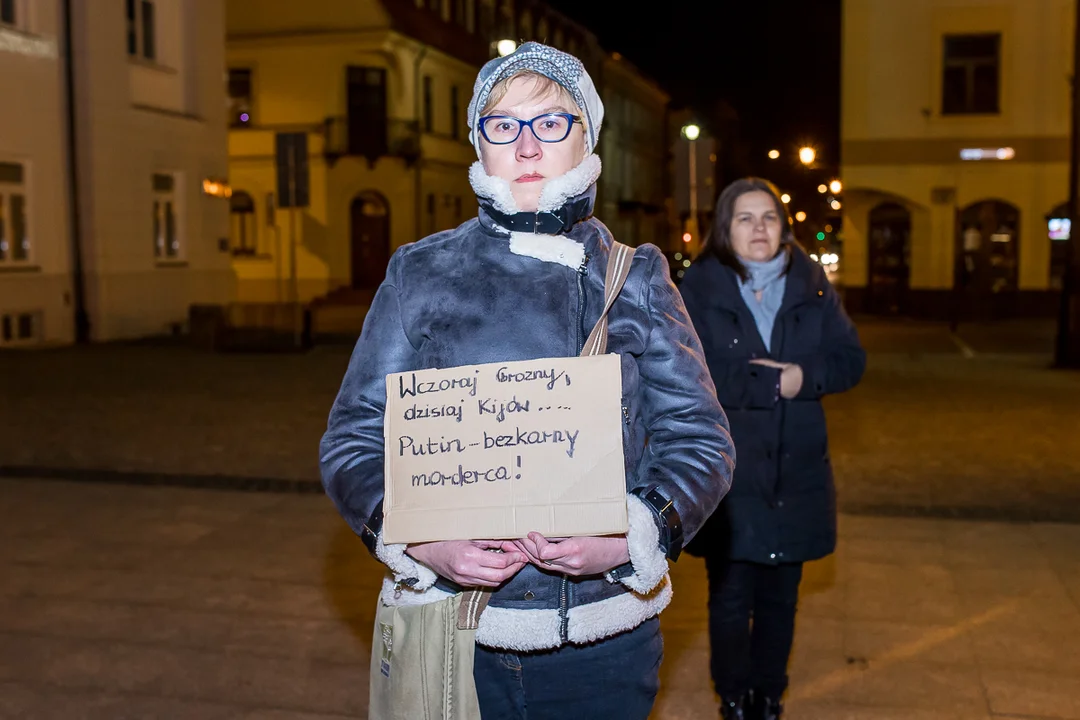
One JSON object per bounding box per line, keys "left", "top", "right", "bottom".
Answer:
{"left": 560, "top": 252, "right": 589, "bottom": 644}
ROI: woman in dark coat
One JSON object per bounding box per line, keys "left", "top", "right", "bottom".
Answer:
{"left": 679, "top": 178, "right": 866, "bottom": 720}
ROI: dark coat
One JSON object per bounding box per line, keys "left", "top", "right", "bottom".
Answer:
{"left": 679, "top": 246, "right": 866, "bottom": 564}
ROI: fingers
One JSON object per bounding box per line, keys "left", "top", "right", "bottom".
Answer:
{"left": 460, "top": 561, "right": 529, "bottom": 587}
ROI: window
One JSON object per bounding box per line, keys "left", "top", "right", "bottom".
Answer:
{"left": 1, "top": 312, "right": 39, "bottom": 345}
{"left": 426, "top": 193, "right": 436, "bottom": 234}
{"left": 230, "top": 191, "right": 257, "bottom": 255}
{"left": 453, "top": 0, "right": 467, "bottom": 26}
{"left": 454, "top": 196, "right": 463, "bottom": 223}
{"left": 0, "top": 162, "right": 29, "bottom": 265}
{"left": 1, "top": 0, "right": 16, "bottom": 27}
{"left": 519, "top": 9, "right": 532, "bottom": 39}
{"left": 228, "top": 68, "right": 253, "bottom": 127}
{"left": 152, "top": 173, "right": 179, "bottom": 259}
{"left": 423, "top": 76, "right": 434, "bottom": 133}
{"left": 126, "top": 0, "right": 156, "bottom": 61}
{"left": 942, "top": 34, "right": 1000, "bottom": 115}
{"left": 537, "top": 17, "right": 548, "bottom": 41}
{"left": 450, "top": 85, "right": 460, "bottom": 140}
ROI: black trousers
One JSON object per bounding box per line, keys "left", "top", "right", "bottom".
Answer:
{"left": 705, "top": 557, "right": 804, "bottom": 700}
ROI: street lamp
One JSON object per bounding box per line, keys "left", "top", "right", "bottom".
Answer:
{"left": 830, "top": 199, "right": 842, "bottom": 210}
{"left": 799, "top": 146, "right": 816, "bottom": 165}
{"left": 496, "top": 39, "right": 517, "bottom": 56}
{"left": 795, "top": 211, "right": 807, "bottom": 222}
{"left": 780, "top": 193, "right": 791, "bottom": 204}
{"left": 682, "top": 123, "right": 702, "bottom": 254}
{"left": 768, "top": 149, "right": 780, "bottom": 160}
{"left": 829, "top": 179, "right": 843, "bottom": 194}
{"left": 817, "top": 184, "right": 827, "bottom": 194}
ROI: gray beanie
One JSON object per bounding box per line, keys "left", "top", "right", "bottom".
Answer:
{"left": 467, "top": 41, "right": 604, "bottom": 157}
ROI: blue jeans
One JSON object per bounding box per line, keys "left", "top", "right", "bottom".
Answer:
{"left": 473, "top": 617, "right": 663, "bottom": 720}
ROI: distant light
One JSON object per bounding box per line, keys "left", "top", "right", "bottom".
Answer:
{"left": 202, "top": 178, "right": 232, "bottom": 198}
{"left": 795, "top": 211, "right": 807, "bottom": 222}
{"left": 829, "top": 179, "right": 842, "bottom": 194}
{"left": 677, "top": 270, "right": 685, "bottom": 278}
{"left": 239, "top": 112, "right": 250, "bottom": 123}
{"left": 1049, "top": 218, "right": 1071, "bottom": 240}
{"left": 811, "top": 254, "right": 819, "bottom": 261}
{"left": 781, "top": 193, "right": 791, "bottom": 204}
{"left": 682, "top": 232, "right": 692, "bottom": 243}
{"left": 824, "top": 224, "right": 833, "bottom": 233}
{"left": 817, "top": 184, "right": 828, "bottom": 194}
{"left": 799, "top": 146, "right": 816, "bottom": 165}
{"left": 768, "top": 149, "right": 780, "bottom": 160}
{"left": 816, "top": 231, "right": 825, "bottom": 241}
{"left": 960, "top": 147, "right": 1015, "bottom": 161}
{"left": 674, "top": 252, "right": 683, "bottom": 260}
{"left": 682, "top": 259, "right": 692, "bottom": 268}
{"left": 683, "top": 124, "right": 701, "bottom": 140}
{"left": 830, "top": 200, "right": 842, "bottom": 210}
{"left": 991, "top": 232, "right": 1011, "bottom": 243}
{"left": 496, "top": 39, "right": 518, "bottom": 56}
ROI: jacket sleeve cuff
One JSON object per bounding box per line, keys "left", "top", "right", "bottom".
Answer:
{"left": 374, "top": 532, "right": 439, "bottom": 591}
{"left": 606, "top": 494, "right": 669, "bottom": 594}
{"left": 748, "top": 363, "right": 783, "bottom": 407}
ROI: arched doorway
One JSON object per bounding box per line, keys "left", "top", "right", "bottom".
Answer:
{"left": 867, "top": 202, "right": 912, "bottom": 314}
{"left": 1047, "top": 202, "right": 1070, "bottom": 291}
{"left": 350, "top": 191, "right": 390, "bottom": 290}
{"left": 956, "top": 200, "right": 1020, "bottom": 320}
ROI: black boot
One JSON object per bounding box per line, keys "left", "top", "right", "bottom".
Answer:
{"left": 748, "top": 691, "right": 783, "bottom": 720}
{"left": 719, "top": 694, "right": 747, "bottom": 720}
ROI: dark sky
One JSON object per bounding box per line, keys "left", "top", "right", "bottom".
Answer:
{"left": 545, "top": 0, "right": 842, "bottom": 175}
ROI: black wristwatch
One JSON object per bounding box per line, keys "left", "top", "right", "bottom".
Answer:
{"left": 632, "top": 485, "right": 684, "bottom": 561}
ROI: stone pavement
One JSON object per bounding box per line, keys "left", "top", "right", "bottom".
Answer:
{"left": 2, "top": 478, "right": 1079, "bottom": 719}
{"left": 1, "top": 318, "right": 1078, "bottom": 520}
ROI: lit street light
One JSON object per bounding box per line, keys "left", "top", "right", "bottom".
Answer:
{"left": 799, "top": 146, "right": 816, "bottom": 165}
{"left": 496, "top": 39, "right": 517, "bottom": 56}
{"left": 795, "top": 211, "right": 807, "bottom": 222}
{"left": 768, "top": 149, "right": 780, "bottom": 159}
{"left": 818, "top": 184, "right": 828, "bottom": 194}
{"left": 781, "top": 193, "right": 791, "bottom": 204}
{"left": 829, "top": 179, "right": 843, "bottom": 194}
{"left": 830, "top": 200, "right": 842, "bottom": 210}
{"left": 682, "top": 124, "right": 702, "bottom": 253}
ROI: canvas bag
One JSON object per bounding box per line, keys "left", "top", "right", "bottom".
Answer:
{"left": 368, "top": 242, "right": 637, "bottom": 720}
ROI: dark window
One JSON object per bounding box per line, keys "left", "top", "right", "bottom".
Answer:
{"left": 453, "top": 0, "right": 467, "bottom": 26}
{"left": 1, "top": 316, "right": 9, "bottom": 342}
{"left": 346, "top": 66, "right": 388, "bottom": 159}
{"left": 942, "top": 34, "right": 1000, "bottom": 115}
{"left": 230, "top": 191, "right": 257, "bottom": 254}
{"left": 450, "top": 85, "right": 460, "bottom": 139}
{"left": 125, "top": 0, "right": 137, "bottom": 55}
{"left": 1, "top": 0, "right": 16, "bottom": 25}
{"left": 228, "top": 69, "right": 253, "bottom": 127}
{"left": 427, "top": 193, "right": 436, "bottom": 234}
{"left": 140, "top": 0, "right": 156, "bottom": 60}
{"left": 423, "top": 76, "right": 434, "bottom": 133}
{"left": 16, "top": 313, "right": 33, "bottom": 340}
{"left": 428, "top": 0, "right": 441, "bottom": 11}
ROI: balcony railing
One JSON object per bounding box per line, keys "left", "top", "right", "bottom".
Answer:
{"left": 323, "top": 117, "right": 421, "bottom": 167}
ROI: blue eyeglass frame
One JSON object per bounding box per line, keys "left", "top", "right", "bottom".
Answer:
{"left": 477, "top": 112, "right": 583, "bottom": 145}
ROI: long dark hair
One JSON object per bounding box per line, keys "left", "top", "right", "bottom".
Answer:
{"left": 701, "top": 177, "right": 796, "bottom": 282}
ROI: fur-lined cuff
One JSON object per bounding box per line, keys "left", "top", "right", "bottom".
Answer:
{"left": 374, "top": 532, "right": 438, "bottom": 591}
{"left": 616, "top": 494, "right": 669, "bottom": 594}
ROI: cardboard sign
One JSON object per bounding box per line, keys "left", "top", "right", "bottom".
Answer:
{"left": 382, "top": 354, "right": 628, "bottom": 544}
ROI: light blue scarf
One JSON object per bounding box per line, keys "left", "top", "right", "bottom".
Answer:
{"left": 737, "top": 250, "right": 788, "bottom": 352}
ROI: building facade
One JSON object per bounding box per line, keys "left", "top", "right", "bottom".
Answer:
{"left": 841, "top": 0, "right": 1074, "bottom": 319}
{"left": 0, "top": 0, "right": 233, "bottom": 345}
{"left": 224, "top": 0, "right": 674, "bottom": 308}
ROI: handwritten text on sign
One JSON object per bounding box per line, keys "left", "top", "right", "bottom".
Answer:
{"left": 382, "top": 354, "right": 628, "bottom": 544}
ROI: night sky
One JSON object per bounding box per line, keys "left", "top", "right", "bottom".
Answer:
{"left": 546, "top": 0, "right": 842, "bottom": 178}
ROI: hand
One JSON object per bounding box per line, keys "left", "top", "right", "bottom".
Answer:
{"left": 749, "top": 359, "right": 803, "bottom": 399}
{"left": 515, "top": 532, "right": 630, "bottom": 576}
{"left": 405, "top": 540, "right": 528, "bottom": 588}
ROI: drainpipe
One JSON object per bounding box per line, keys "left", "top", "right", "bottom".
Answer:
{"left": 413, "top": 43, "right": 428, "bottom": 241}
{"left": 61, "top": 0, "right": 90, "bottom": 342}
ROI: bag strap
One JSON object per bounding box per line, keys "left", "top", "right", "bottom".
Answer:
{"left": 455, "top": 242, "right": 636, "bottom": 631}
{"left": 457, "top": 588, "right": 491, "bottom": 630}
{"left": 581, "top": 241, "right": 637, "bottom": 357}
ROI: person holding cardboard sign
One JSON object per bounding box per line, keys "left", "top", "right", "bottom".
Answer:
{"left": 320, "top": 42, "right": 734, "bottom": 720}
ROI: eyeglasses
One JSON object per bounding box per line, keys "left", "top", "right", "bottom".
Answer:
{"left": 478, "top": 113, "right": 582, "bottom": 145}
